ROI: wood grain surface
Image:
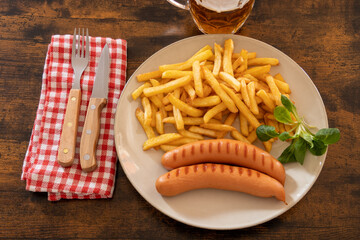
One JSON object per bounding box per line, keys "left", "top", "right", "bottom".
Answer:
{"left": 0, "top": 0, "right": 359, "bottom": 239}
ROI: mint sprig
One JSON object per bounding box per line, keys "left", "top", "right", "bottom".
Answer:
{"left": 256, "top": 95, "right": 340, "bottom": 165}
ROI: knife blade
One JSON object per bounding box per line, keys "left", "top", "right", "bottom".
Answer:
{"left": 80, "top": 44, "right": 110, "bottom": 172}
{"left": 57, "top": 28, "right": 89, "bottom": 167}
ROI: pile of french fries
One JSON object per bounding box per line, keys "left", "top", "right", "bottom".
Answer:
{"left": 132, "top": 39, "right": 292, "bottom": 152}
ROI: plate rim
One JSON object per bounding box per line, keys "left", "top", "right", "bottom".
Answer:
{"left": 114, "top": 34, "right": 328, "bottom": 230}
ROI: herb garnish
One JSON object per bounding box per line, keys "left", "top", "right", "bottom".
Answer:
{"left": 256, "top": 95, "right": 340, "bottom": 164}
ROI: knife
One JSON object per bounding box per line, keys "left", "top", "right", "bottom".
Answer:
{"left": 80, "top": 44, "right": 110, "bottom": 172}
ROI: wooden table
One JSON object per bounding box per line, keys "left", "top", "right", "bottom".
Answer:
{"left": 1, "top": 0, "right": 359, "bottom": 238}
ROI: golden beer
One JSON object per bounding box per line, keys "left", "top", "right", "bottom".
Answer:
{"left": 188, "top": 0, "right": 255, "bottom": 34}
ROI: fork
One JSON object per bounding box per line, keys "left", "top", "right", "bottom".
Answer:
{"left": 57, "top": 28, "right": 89, "bottom": 167}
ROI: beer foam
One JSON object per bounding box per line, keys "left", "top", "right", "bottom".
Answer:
{"left": 195, "top": 0, "right": 250, "bottom": 13}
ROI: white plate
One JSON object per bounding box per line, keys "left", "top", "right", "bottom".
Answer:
{"left": 114, "top": 34, "right": 328, "bottom": 230}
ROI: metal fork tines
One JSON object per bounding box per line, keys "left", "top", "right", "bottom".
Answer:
{"left": 71, "top": 28, "right": 89, "bottom": 89}
{"left": 57, "top": 28, "right": 90, "bottom": 167}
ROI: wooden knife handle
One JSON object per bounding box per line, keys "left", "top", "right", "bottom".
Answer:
{"left": 80, "top": 97, "right": 107, "bottom": 172}
{"left": 57, "top": 89, "right": 81, "bottom": 167}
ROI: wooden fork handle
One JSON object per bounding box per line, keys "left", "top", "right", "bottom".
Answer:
{"left": 57, "top": 89, "right": 81, "bottom": 167}
{"left": 80, "top": 97, "right": 107, "bottom": 172}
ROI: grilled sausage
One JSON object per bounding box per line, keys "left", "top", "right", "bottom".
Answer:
{"left": 156, "top": 163, "right": 286, "bottom": 203}
{"left": 161, "top": 139, "right": 286, "bottom": 185}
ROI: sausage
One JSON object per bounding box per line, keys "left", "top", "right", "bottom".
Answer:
{"left": 161, "top": 139, "right": 286, "bottom": 185}
{"left": 155, "top": 163, "right": 286, "bottom": 203}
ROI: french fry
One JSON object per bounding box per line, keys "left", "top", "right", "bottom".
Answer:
{"left": 204, "top": 64, "right": 214, "bottom": 71}
{"left": 159, "top": 105, "right": 167, "bottom": 118}
{"left": 159, "top": 49, "right": 214, "bottom": 72}
{"left": 246, "top": 129, "right": 258, "bottom": 143}
{"left": 242, "top": 74, "right": 258, "bottom": 82}
{"left": 160, "top": 144, "right": 177, "bottom": 152}
{"left": 233, "top": 52, "right": 256, "bottom": 61}
{"left": 219, "top": 71, "right": 241, "bottom": 91}
{"left": 237, "top": 49, "right": 248, "bottom": 73}
{"left": 191, "top": 95, "right": 221, "bottom": 107}
{"left": 162, "top": 94, "right": 170, "bottom": 105}
{"left": 261, "top": 104, "right": 273, "bottom": 113}
{"left": 217, "top": 112, "right": 237, "bottom": 138}
{"left": 254, "top": 81, "right": 270, "bottom": 92}
{"left": 244, "top": 65, "right": 271, "bottom": 78}
{"left": 137, "top": 70, "right": 162, "bottom": 82}
{"left": 265, "top": 75, "right": 282, "bottom": 105}
{"left": 202, "top": 66, "right": 238, "bottom": 113}
{"left": 222, "top": 39, "right": 234, "bottom": 76}
{"left": 239, "top": 112, "right": 249, "bottom": 137}
{"left": 231, "top": 130, "right": 250, "bottom": 144}
{"left": 248, "top": 58, "right": 279, "bottom": 66}
{"left": 213, "top": 111, "right": 223, "bottom": 121}
{"left": 163, "top": 116, "right": 220, "bottom": 125}
{"left": 149, "top": 79, "right": 164, "bottom": 99}
{"left": 143, "top": 133, "right": 182, "bottom": 150}
{"left": 162, "top": 70, "right": 192, "bottom": 79}
{"left": 167, "top": 93, "right": 203, "bottom": 117}
{"left": 150, "top": 78, "right": 160, "bottom": 86}
{"left": 150, "top": 103, "right": 157, "bottom": 127}
{"left": 135, "top": 108, "right": 156, "bottom": 139}
{"left": 255, "top": 96, "right": 263, "bottom": 104}
{"left": 264, "top": 113, "right": 276, "bottom": 120}
{"left": 203, "top": 102, "right": 227, "bottom": 123}
{"left": 212, "top": 43, "right": 222, "bottom": 76}
{"left": 149, "top": 95, "right": 163, "bottom": 108}
{"left": 274, "top": 73, "right": 285, "bottom": 82}
{"left": 247, "top": 81, "right": 259, "bottom": 115}
{"left": 240, "top": 79, "right": 251, "bottom": 108}
{"left": 133, "top": 39, "right": 294, "bottom": 153}
{"left": 274, "top": 79, "right": 291, "bottom": 94}
{"left": 200, "top": 123, "right": 236, "bottom": 132}
{"left": 247, "top": 52, "right": 257, "bottom": 59}
{"left": 143, "top": 75, "right": 192, "bottom": 97}
{"left": 278, "top": 122, "right": 286, "bottom": 133}
{"left": 180, "top": 89, "right": 188, "bottom": 103}
{"left": 255, "top": 106, "right": 266, "bottom": 119}
{"left": 172, "top": 105, "right": 184, "bottom": 130}
{"left": 178, "top": 129, "right": 204, "bottom": 140}
{"left": 188, "top": 126, "right": 218, "bottom": 138}
{"left": 164, "top": 104, "right": 172, "bottom": 111}
{"left": 192, "top": 60, "right": 204, "bottom": 98}
{"left": 232, "top": 56, "right": 243, "bottom": 71}
{"left": 168, "top": 137, "right": 199, "bottom": 146}
{"left": 194, "top": 45, "right": 213, "bottom": 56}
{"left": 155, "top": 111, "right": 164, "bottom": 134}
{"left": 183, "top": 84, "right": 196, "bottom": 100}
{"left": 262, "top": 141, "right": 272, "bottom": 152}
{"left": 220, "top": 83, "right": 260, "bottom": 128}
{"left": 131, "top": 82, "right": 152, "bottom": 100}
{"left": 266, "top": 118, "right": 280, "bottom": 133}
{"left": 202, "top": 84, "right": 213, "bottom": 97}
{"left": 141, "top": 97, "right": 152, "bottom": 126}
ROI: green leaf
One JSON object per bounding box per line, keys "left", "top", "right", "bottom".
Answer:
{"left": 279, "top": 132, "right": 295, "bottom": 141}
{"left": 278, "top": 142, "right": 297, "bottom": 164}
{"left": 281, "top": 95, "right": 297, "bottom": 115}
{"left": 315, "top": 128, "right": 340, "bottom": 145}
{"left": 309, "top": 138, "right": 327, "bottom": 156}
{"left": 294, "top": 138, "right": 308, "bottom": 165}
{"left": 299, "top": 131, "right": 314, "bottom": 148}
{"left": 256, "top": 125, "right": 279, "bottom": 142}
{"left": 274, "top": 106, "right": 294, "bottom": 124}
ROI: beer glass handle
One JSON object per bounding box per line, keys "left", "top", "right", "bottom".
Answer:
{"left": 167, "top": 0, "right": 189, "bottom": 10}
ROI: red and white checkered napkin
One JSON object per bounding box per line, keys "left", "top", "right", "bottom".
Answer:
{"left": 22, "top": 35, "right": 127, "bottom": 201}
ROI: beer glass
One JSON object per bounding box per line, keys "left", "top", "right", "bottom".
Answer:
{"left": 167, "top": 0, "right": 255, "bottom": 34}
